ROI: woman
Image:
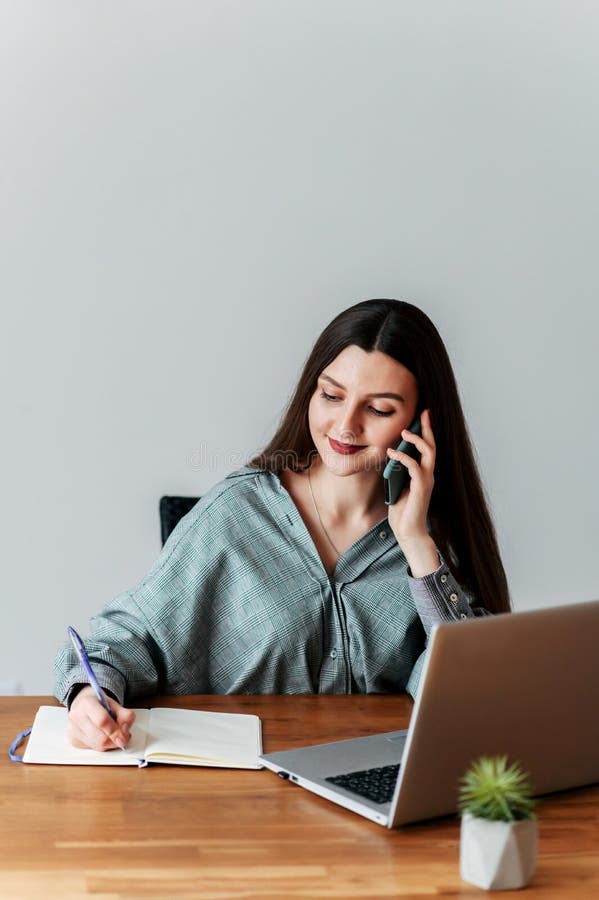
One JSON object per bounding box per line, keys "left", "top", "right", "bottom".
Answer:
{"left": 55, "top": 298, "right": 510, "bottom": 751}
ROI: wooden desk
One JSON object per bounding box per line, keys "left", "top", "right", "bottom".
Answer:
{"left": 2, "top": 695, "right": 599, "bottom": 898}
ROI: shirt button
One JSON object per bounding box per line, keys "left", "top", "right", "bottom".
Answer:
{"left": 450, "top": 593, "right": 459, "bottom": 603}
{"left": 330, "top": 649, "right": 338, "bottom": 659}
{"left": 379, "top": 530, "right": 388, "bottom": 540}
{"left": 440, "top": 574, "right": 448, "bottom": 583}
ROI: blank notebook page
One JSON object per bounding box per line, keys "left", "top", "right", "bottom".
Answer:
{"left": 143, "top": 707, "right": 262, "bottom": 766}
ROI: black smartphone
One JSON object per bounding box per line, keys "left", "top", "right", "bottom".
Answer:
{"left": 383, "top": 416, "right": 422, "bottom": 505}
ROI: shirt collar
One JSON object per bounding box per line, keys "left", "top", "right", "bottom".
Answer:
{"left": 259, "top": 468, "right": 400, "bottom": 583}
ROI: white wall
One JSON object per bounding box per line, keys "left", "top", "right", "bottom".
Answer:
{"left": 2, "top": 0, "right": 598, "bottom": 694}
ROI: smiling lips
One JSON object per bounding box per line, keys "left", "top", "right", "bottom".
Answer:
{"left": 328, "top": 437, "right": 366, "bottom": 455}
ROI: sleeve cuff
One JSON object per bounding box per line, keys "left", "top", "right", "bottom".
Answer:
{"left": 407, "top": 561, "right": 475, "bottom": 636}
{"left": 58, "top": 663, "right": 126, "bottom": 708}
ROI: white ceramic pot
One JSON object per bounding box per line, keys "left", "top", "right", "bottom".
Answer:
{"left": 460, "top": 812, "right": 538, "bottom": 890}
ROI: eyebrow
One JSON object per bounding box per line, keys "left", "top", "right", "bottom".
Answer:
{"left": 320, "top": 374, "right": 405, "bottom": 403}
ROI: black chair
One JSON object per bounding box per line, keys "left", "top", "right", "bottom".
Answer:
{"left": 159, "top": 496, "right": 200, "bottom": 546}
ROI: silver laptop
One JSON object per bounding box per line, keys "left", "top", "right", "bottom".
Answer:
{"left": 260, "top": 599, "right": 599, "bottom": 827}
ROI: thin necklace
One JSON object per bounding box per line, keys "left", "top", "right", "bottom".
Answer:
{"left": 308, "top": 466, "right": 341, "bottom": 556}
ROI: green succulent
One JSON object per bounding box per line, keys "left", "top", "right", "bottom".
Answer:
{"left": 458, "top": 756, "right": 536, "bottom": 822}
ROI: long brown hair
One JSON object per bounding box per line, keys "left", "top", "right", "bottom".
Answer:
{"left": 249, "top": 299, "right": 510, "bottom": 614}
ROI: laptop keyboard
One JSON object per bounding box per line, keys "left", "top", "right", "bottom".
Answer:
{"left": 325, "top": 763, "right": 400, "bottom": 805}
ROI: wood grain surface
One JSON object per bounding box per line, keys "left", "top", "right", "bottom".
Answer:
{"left": 2, "top": 694, "right": 599, "bottom": 899}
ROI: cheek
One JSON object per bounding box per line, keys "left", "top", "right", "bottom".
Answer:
{"left": 373, "top": 418, "right": 408, "bottom": 451}
{"left": 307, "top": 396, "right": 325, "bottom": 438}
{"left": 308, "top": 395, "right": 333, "bottom": 429}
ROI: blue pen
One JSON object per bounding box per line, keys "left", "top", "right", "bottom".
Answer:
{"left": 67, "top": 626, "right": 117, "bottom": 722}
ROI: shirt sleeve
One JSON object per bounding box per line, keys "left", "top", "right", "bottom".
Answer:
{"left": 407, "top": 561, "right": 491, "bottom": 637}
{"left": 405, "top": 559, "right": 491, "bottom": 698}
{"left": 54, "top": 588, "right": 164, "bottom": 707}
{"left": 53, "top": 488, "right": 226, "bottom": 707}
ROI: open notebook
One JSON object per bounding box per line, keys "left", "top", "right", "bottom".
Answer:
{"left": 20, "top": 706, "right": 262, "bottom": 769}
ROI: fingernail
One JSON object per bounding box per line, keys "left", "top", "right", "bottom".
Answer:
{"left": 121, "top": 723, "right": 130, "bottom": 737}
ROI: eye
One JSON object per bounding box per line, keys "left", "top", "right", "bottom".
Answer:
{"left": 320, "top": 390, "right": 340, "bottom": 402}
{"left": 369, "top": 406, "right": 394, "bottom": 417}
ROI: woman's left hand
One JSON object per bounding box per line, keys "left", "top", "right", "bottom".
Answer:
{"left": 386, "top": 408, "right": 436, "bottom": 548}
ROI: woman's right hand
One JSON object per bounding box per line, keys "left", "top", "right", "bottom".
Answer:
{"left": 68, "top": 685, "right": 136, "bottom": 751}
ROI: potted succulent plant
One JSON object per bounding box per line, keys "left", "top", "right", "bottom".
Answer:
{"left": 458, "top": 756, "right": 538, "bottom": 890}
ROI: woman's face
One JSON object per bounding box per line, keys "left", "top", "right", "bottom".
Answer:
{"left": 308, "top": 345, "right": 419, "bottom": 477}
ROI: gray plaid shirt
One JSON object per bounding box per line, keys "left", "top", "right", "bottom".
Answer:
{"left": 54, "top": 467, "right": 485, "bottom": 705}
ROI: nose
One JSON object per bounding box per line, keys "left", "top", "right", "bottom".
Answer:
{"left": 336, "top": 403, "right": 365, "bottom": 443}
